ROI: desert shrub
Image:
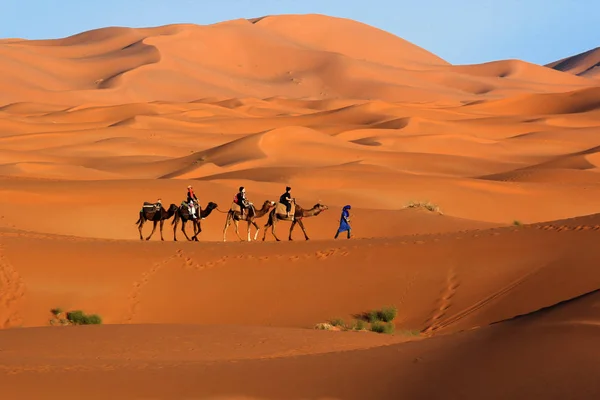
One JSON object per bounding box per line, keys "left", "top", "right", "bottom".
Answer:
{"left": 352, "top": 319, "right": 366, "bottom": 331}
{"left": 50, "top": 309, "right": 102, "bottom": 325}
{"left": 83, "top": 314, "right": 103, "bottom": 325}
{"left": 365, "top": 306, "right": 397, "bottom": 323}
{"left": 330, "top": 318, "right": 345, "bottom": 328}
{"left": 50, "top": 308, "right": 63, "bottom": 316}
{"left": 379, "top": 306, "right": 397, "bottom": 323}
{"left": 370, "top": 321, "right": 394, "bottom": 334}
{"left": 314, "top": 322, "right": 335, "bottom": 330}
{"left": 513, "top": 220, "right": 522, "bottom": 226}
{"left": 367, "top": 310, "right": 380, "bottom": 323}
{"left": 405, "top": 201, "right": 441, "bottom": 214}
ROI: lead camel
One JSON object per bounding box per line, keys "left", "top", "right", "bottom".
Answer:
{"left": 262, "top": 200, "right": 328, "bottom": 241}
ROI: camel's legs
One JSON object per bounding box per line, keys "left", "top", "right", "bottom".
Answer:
{"left": 181, "top": 220, "right": 193, "bottom": 241}
{"left": 233, "top": 219, "right": 244, "bottom": 241}
{"left": 263, "top": 211, "right": 274, "bottom": 241}
{"left": 173, "top": 218, "right": 179, "bottom": 241}
{"left": 223, "top": 214, "right": 231, "bottom": 242}
{"left": 138, "top": 220, "right": 145, "bottom": 241}
{"left": 271, "top": 217, "right": 281, "bottom": 241}
{"left": 251, "top": 220, "right": 260, "bottom": 241}
{"left": 146, "top": 220, "right": 158, "bottom": 241}
{"left": 297, "top": 219, "right": 310, "bottom": 240}
{"left": 289, "top": 220, "right": 297, "bottom": 241}
{"left": 246, "top": 220, "right": 252, "bottom": 242}
{"left": 159, "top": 220, "right": 165, "bottom": 241}
{"left": 192, "top": 220, "right": 201, "bottom": 241}
{"left": 262, "top": 220, "right": 269, "bottom": 241}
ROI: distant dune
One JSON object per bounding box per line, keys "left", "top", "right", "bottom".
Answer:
{"left": 1, "top": 13, "right": 600, "bottom": 399}
{"left": 546, "top": 46, "right": 600, "bottom": 79}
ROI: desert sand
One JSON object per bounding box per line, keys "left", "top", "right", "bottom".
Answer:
{"left": 1, "top": 13, "right": 600, "bottom": 399}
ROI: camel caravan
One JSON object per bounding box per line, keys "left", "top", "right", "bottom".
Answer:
{"left": 135, "top": 185, "right": 329, "bottom": 242}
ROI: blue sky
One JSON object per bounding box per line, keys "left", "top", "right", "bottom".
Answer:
{"left": 2, "top": 0, "right": 597, "bottom": 65}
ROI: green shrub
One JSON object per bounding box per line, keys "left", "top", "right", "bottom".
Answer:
{"left": 65, "top": 310, "right": 102, "bottom": 325}
{"left": 370, "top": 321, "right": 394, "bottom": 334}
{"left": 330, "top": 318, "right": 345, "bottom": 328}
{"left": 50, "top": 308, "right": 63, "bottom": 316}
{"left": 365, "top": 306, "right": 397, "bottom": 323}
{"left": 367, "top": 310, "right": 380, "bottom": 323}
{"left": 379, "top": 306, "right": 397, "bottom": 322}
{"left": 353, "top": 319, "right": 366, "bottom": 331}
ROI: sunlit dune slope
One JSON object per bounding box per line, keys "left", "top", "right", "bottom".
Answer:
{"left": 1, "top": 15, "right": 597, "bottom": 106}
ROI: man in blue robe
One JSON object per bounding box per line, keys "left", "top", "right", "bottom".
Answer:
{"left": 334, "top": 205, "right": 352, "bottom": 239}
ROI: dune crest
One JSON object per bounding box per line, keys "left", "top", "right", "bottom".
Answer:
{"left": 546, "top": 46, "right": 600, "bottom": 79}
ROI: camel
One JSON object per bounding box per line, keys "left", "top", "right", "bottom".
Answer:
{"left": 172, "top": 200, "right": 218, "bottom": 241}
{"left": 223, "top": 199, "right": 276, "bottom": 242}
{"left": 262, "top": 200, "right": 328, "bottom": 241}
{"left": 135, "top": 201, "right": 178, "bottom": 241}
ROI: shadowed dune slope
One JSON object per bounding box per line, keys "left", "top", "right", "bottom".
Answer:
{"left": 546, "top": 46, "right": 600, "bottom": 79}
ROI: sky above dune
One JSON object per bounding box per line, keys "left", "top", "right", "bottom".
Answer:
{"left": 2, "top": 0, "right": 598, "bottom": 66}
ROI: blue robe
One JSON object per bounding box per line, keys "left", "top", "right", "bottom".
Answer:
{"left": 338, "top": 206, "right": 351, "bottom": 232}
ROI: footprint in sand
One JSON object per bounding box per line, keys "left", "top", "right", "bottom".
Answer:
{"left": 315, "top": 249, "right": 338, "bottom": 259}
{"left": 423, "top": 268, "right": 460, "bottom": 335}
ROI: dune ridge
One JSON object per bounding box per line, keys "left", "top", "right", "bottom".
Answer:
{"left": 1, "top": 12, "right": 600, "bottom": 399}
{"left": 546, "top": 46, "right": 600, "bottom": 79}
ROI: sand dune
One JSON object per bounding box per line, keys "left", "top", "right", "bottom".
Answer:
{"left": 2, "top": 213, "right": 600, "bottom": 398}
{"left": 2, "top": 12, "right": 600, "bottom": 398}
{"left": 546, "top": 46, "right": 600, "bottom": 79}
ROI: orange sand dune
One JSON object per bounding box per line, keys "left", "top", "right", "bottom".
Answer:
{"left": 2, "top": 213, "right": 600, "bottom": 398}
{"left": 2, "top": 13, "right": 600, "bottom": 398}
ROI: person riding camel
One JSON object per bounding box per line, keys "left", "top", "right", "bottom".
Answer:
{"left": 187, "top": 185, "right": 198, "bottom": 219}
{"left": 235, "top": 186, "right": 251, "bottom": 218}
{"left": 280, "top": 186, "right": 294, "bottom": 220}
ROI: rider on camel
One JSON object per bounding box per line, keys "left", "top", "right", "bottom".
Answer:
{"left": 187, "top": 185, "right": 198, "bottom": 219}
{"left": 280, "top": 186, "right": 294, "bottom": 221}
{"left": 235, "top": 186, "right": 250, "bottom": 218}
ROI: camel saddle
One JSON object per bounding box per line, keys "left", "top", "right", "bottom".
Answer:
{"left": 230, "top": 202, "right": 255, "bottom": 218}
{"left": 142, "top": 202, "right": 161, "bottom": 212}
{"left": 181, "top": 200, "right": 198, "bottom": 208}
{"left": 230, "top": 202, "right": 241, "bottom": 213}
{"left": 275, "top": 200, "right": 295, "bottom": 216}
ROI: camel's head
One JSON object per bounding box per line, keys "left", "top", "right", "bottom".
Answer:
{"left": 168, "top": 204, "right": 179, "bottom": 212}
{"left": 206, "top": 201, "right": 218, "bottom": 210}
{"left": 264, "top": 200, "right": 276, "bottom": 208}
{"left": 313, "top": 203, "right": 328, "bottom": 212}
